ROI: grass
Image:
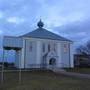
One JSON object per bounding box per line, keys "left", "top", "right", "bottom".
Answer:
{"left": 0, "top": 70, "right": 90, "bottom": 90}
{"left": 65, "top": 67, "right": 90, "bottom": 74}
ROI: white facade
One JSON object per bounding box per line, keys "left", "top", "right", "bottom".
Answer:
{"left": 3, "top": 21, "right": 74, "bottom": 69}
{"left": 20, "top": 38, "right": 73, "bottom": 69}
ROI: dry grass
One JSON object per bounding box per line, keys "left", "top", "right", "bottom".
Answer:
{"left": 0, "top": 70, "right": 90, "bottom": 90}
{"left": 65, "top": 68, "right": 90, "bottom": 74}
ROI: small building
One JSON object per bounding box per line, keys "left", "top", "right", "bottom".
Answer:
{"left": 3, "top": 20, "right": 74, "bottom": 69}
{"left": 74, "top": 54, "right": 90, "bottom": 67}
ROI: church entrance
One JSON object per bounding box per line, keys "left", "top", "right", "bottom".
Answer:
{"left": 49, "top": 58, "right": 56, "bottom": 65}
{"left": 49, "top": 58, "right": 56, "bottom": 69}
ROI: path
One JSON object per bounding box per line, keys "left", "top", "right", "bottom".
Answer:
{"left": 53, "top": 68, "right": 90, "bottom": 79}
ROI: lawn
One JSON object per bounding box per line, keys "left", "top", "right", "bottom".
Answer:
{"left": 0, "top": 70, "right": 90, "bottom": 90}
{"left": 65, "top": 68, "right": 90, "bottom": 74}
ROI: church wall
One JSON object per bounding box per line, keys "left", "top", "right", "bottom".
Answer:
{"left": 36, "top": 41, "right": 42, "bottom": 68}
{"left": 56, "top": 42, "right": 62, "bottom": 68}
{"left": 70, "top": 43, "right": 74, "bottom": 68}
{"left": 23, "top": 38, "right": 73, "bottom": 68}
{"left": 24, "top": 39, "right": 37, "bottom": 68}
{"left": 61, "top": 42, "right": 71, "bottom": 68}
{"left": 40, "top": 40, "right": 61, "bottom": 68}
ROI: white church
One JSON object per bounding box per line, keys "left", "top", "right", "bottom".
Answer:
{"left": 3, "top": 20, "right": 74, "bottom": 69}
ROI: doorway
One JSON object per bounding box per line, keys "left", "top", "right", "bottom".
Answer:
{"left": 49, "top": 58, "right": 56, "bottom": 65}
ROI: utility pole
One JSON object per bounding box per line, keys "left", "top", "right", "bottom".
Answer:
{"left": 1, "top": 48, "right": 4, "bottom": 84}
{"left": 18, "top": 50, "right": 22, "bottom": 84}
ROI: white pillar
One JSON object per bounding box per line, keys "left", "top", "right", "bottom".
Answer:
{"left": 36, "top": 41, "right": 41, "bottom": 68}
{"left": 15, "top": 50, "right": 22, "bottom": 68}
{"left": 20, "top": 49, "right": 24, "bottom": 68}
{"left": 57, "top": 43, "right": 62, "bottom": 68}
{"left": 70, "top": 43, "right": 74, "bottom": 68}
{"left": 15, "top": 50, "right": 20, "bottom": 68}
{"left": 20, "top": 39, "right": 25, "bottom": 68}
{"left": 15, "top": 51, "right": 18, "bottom": 68}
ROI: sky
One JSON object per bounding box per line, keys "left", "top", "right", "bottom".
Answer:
{"left": 0, "top": 0, "right": 90, "bottom": 55}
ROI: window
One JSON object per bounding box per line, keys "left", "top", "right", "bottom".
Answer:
{"left": 48, "top": 44, "right": 50, "bottom": 52}
{"left": 54, "top": 43, "right": 56, "bottom": 52}
{"left": 29, "top": 42, "right": 33, "bottom": 52}
{"left": 42, "top": 43, "right": 45, "bottom": 52}
{"left": 63, "top": 43, "right": 68, "bottom": 53}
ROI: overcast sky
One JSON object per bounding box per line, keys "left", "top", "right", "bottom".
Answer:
{"left": 0, "top": 0, "right": 90, "bottom": 48}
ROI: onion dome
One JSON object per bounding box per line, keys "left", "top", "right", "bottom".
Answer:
{"left": 37, "top": 19, "right": 44, "bottom": 28}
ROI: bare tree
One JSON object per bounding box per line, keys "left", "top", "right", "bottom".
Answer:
{"left": 76, "top": 40, "right": 90, "bottom": 67}
{"left": 76, "top": 40, "right": 90, "bottom": 55}
{"left": 76, "top": 40, "right": 90, "bottom": 63}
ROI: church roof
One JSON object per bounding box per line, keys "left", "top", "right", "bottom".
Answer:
{"left": 21, "top": 20, "right": 72, "bottom": 42}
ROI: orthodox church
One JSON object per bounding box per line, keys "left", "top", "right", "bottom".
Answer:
{"left": 3, "top": 20, "right": 74, "bottom": 69}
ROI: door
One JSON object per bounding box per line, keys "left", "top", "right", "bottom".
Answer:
{"left": 49, "top": 58, "right": 56, "bottom": 69}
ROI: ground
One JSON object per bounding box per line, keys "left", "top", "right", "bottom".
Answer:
{"left": 65, "top": 67, "right": 90, "bottom": 74}
{"left": 0, "top": 70, "right": 90, "bottom": 90}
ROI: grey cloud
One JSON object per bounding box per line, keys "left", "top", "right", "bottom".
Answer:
{"left": 53, "top": 19, "right": 90, "bottom": 47}
{"left": 0, "top": 0, "right": 90, "bottom": 48}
